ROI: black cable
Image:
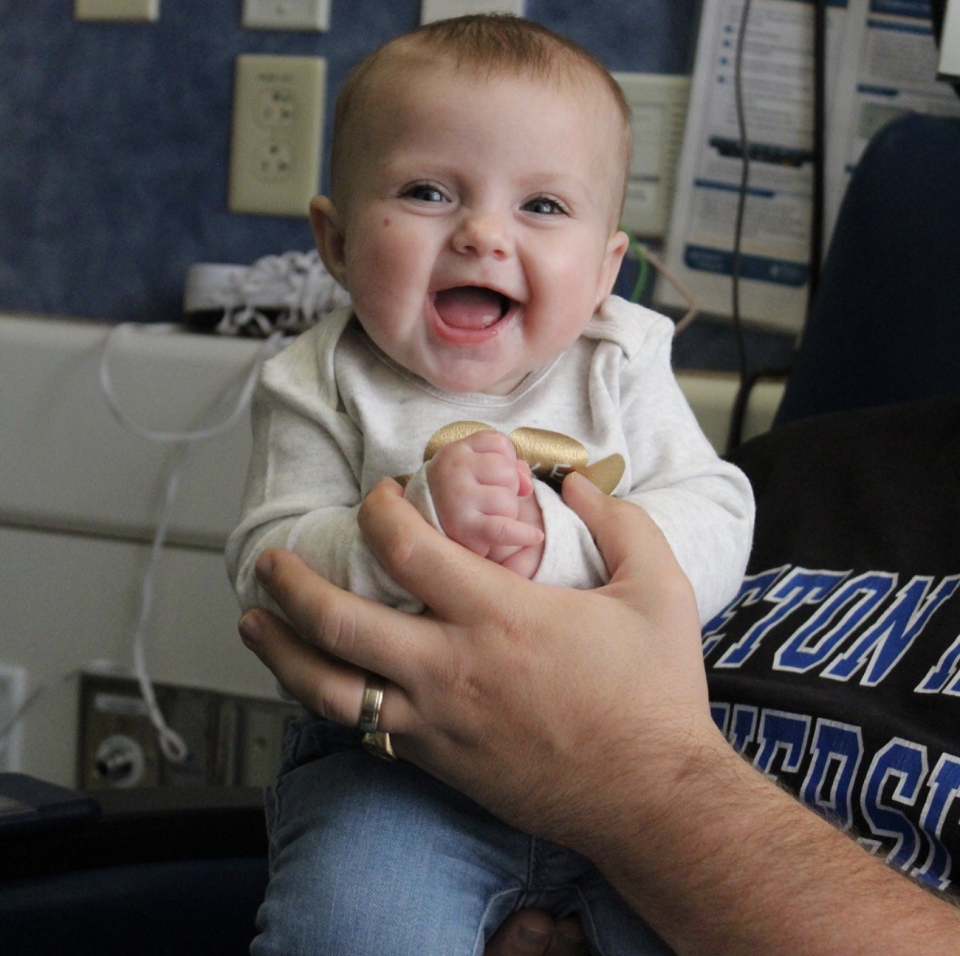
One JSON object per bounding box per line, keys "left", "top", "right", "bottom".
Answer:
{"left": 726, "top": 0, "right": 828, "bottom": 452}
{"left": 808, "top": 0, "right": 827, "bottom": 309}
{"left": 725, "top": 0, "right": 754, "bottom": 453}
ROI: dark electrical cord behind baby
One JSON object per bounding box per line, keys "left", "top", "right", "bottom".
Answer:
{"left": 725, "top": 0, "right": 828, "bottom": 453}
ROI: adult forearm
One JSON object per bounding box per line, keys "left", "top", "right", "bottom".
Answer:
{"left": 588, "top": 729, "right": 960, "bottom": 956}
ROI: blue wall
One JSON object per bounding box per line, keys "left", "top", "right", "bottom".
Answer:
{"left": 0, "top": 1, "right": 694, "bottom": 319}
{"left": 0, "top": 0, "right": 793, "bottom": 367}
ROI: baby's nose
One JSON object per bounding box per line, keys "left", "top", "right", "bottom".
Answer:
{"left": 451, "top": 211, "right": 512, "bottom": 260}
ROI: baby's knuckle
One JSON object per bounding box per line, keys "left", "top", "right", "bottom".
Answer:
{"left": 491, "top": 431, "right": 517, "bottom": 458}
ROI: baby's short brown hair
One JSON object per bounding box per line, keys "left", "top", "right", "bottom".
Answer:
{"left": 329, "top": 14, "right": 632, "bottom": 215}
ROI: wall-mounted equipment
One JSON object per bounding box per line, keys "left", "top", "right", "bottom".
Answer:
{"left": 940, "top": 0, "right": 960, "bottom": 78}
{"left": 78, "top": 673, "right": 303, "bottom": 791}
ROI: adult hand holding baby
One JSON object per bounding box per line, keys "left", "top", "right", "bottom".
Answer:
{"left": 240, "top": 470, "right": 715, "bottom": 880}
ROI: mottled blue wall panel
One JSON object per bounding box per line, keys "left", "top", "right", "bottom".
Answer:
{"left": 0, "top": 0, "right": 700, "bottom": 324}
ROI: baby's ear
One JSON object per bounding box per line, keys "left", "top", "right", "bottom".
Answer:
{"left": 595, "top": 228, "right": 630, "bottom": 309}
{"left": 309, "top": 196, "right": 347, "bottom": 287}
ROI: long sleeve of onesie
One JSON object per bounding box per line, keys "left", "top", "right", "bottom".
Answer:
{"left": 226, "top": 312, "right": 425, "bottom": 614}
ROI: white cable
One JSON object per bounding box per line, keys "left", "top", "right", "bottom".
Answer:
{"left": 95, "top": 324, "right": 284, "bottom": 765}
{"left": 98, "top": 323, "right": 281, "bottom": 444}
{"left": 0, "top": 685, "right": 43, "bottom": 751}
{"left": 0, "top": 326, "right": 285, "bottom": 767}
{"left": 212, "top": 250, "right": 350, "bottom": 338}
{"left": 636, "top": 243, "right": 701, "bottom": 333}
{"left": 128, "top": 441, "right": 191, "bottom": 763}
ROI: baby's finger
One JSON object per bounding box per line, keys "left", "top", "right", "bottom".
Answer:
{"left": 477, "top": 514, "right": 545, "bottom": 551}
{"left": 516, "top": 460, "right": 534, "bottom": 497}
{"left": 463, "top": 429, "right": 518, "bottom": 460}
{"left": 471, "top": 451, "right": 524, "bottom": 491}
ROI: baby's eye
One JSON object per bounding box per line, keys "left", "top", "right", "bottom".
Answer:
{"left": 404, "top": 183, "right": 447, "bottom": 203}
{"left": 523, "top": 196, "right": 566, "bottom": 216}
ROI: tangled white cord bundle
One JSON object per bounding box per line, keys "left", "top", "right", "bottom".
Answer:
{"left": 214, "top": 249, "right": 351, "bottom": 338}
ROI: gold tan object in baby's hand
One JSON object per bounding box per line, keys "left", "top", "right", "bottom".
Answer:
{"left": 397, "top": 421, "right": 624, "bottom": 494}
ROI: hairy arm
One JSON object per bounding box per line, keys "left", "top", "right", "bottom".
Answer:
{"left": 583, "top": 724, "right": 960, "bottom": 955}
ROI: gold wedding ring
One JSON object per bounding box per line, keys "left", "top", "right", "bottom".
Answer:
{"left": 357, "top": 674, "right": 385, "bottom": 734}
{"left": 358, "top": 674, "right": 397, "bottom": 761}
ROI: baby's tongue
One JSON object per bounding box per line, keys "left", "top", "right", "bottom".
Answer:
{"left": 434, "top": 287, "right": 504, "bottom": 330}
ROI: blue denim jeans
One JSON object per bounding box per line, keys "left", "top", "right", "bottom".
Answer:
{"left": 250, "top": 718, "right": 673, "bottom": 956}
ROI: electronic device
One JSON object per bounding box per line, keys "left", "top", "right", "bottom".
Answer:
{"left": 0, "top": 773, "right": 100, "bottom": 836}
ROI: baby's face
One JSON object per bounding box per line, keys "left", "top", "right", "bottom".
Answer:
{"left": 322, "top": 63, "right": 628, "bottom": 395}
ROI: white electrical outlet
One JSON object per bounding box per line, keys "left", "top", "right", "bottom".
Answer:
{"left": 242, "top": 0, "right": 331, "bottom": 32}
{"left": 0, "top": 665, "right": 28, "bottom": 772}
{"left": 229, "top": 54, "right": 327, "bottom": 218}
{"left": 421, "top": 0, "right": 525, "bottom": 24}
{"left": 613, "top": 73, "right": 691, "bottom": 239}
{"left": 74, "top": 0, "right": 159, "bottom": 22}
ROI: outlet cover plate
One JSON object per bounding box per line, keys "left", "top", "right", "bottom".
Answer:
{"left": 242, "top": 0, "right": 331, "bottom": 32}
{"left": 75, "top": 0, "right": 159, "bottom": 22}
{"left": 0, "top": 665, "right": 28, "bottom": 772}
{"left": 421, "top": 0, "right": 524, "bottom": 24}
{"left": 229, "top": 54, "right": 327, "bottom": 218}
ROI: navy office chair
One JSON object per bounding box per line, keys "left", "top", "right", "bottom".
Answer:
{"left": 774, "top": 113, "right": 960, "bottom": 426}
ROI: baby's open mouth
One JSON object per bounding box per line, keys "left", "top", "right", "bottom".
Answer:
{"left": 433, "top": 286, "right": 512, "bottom": 330}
